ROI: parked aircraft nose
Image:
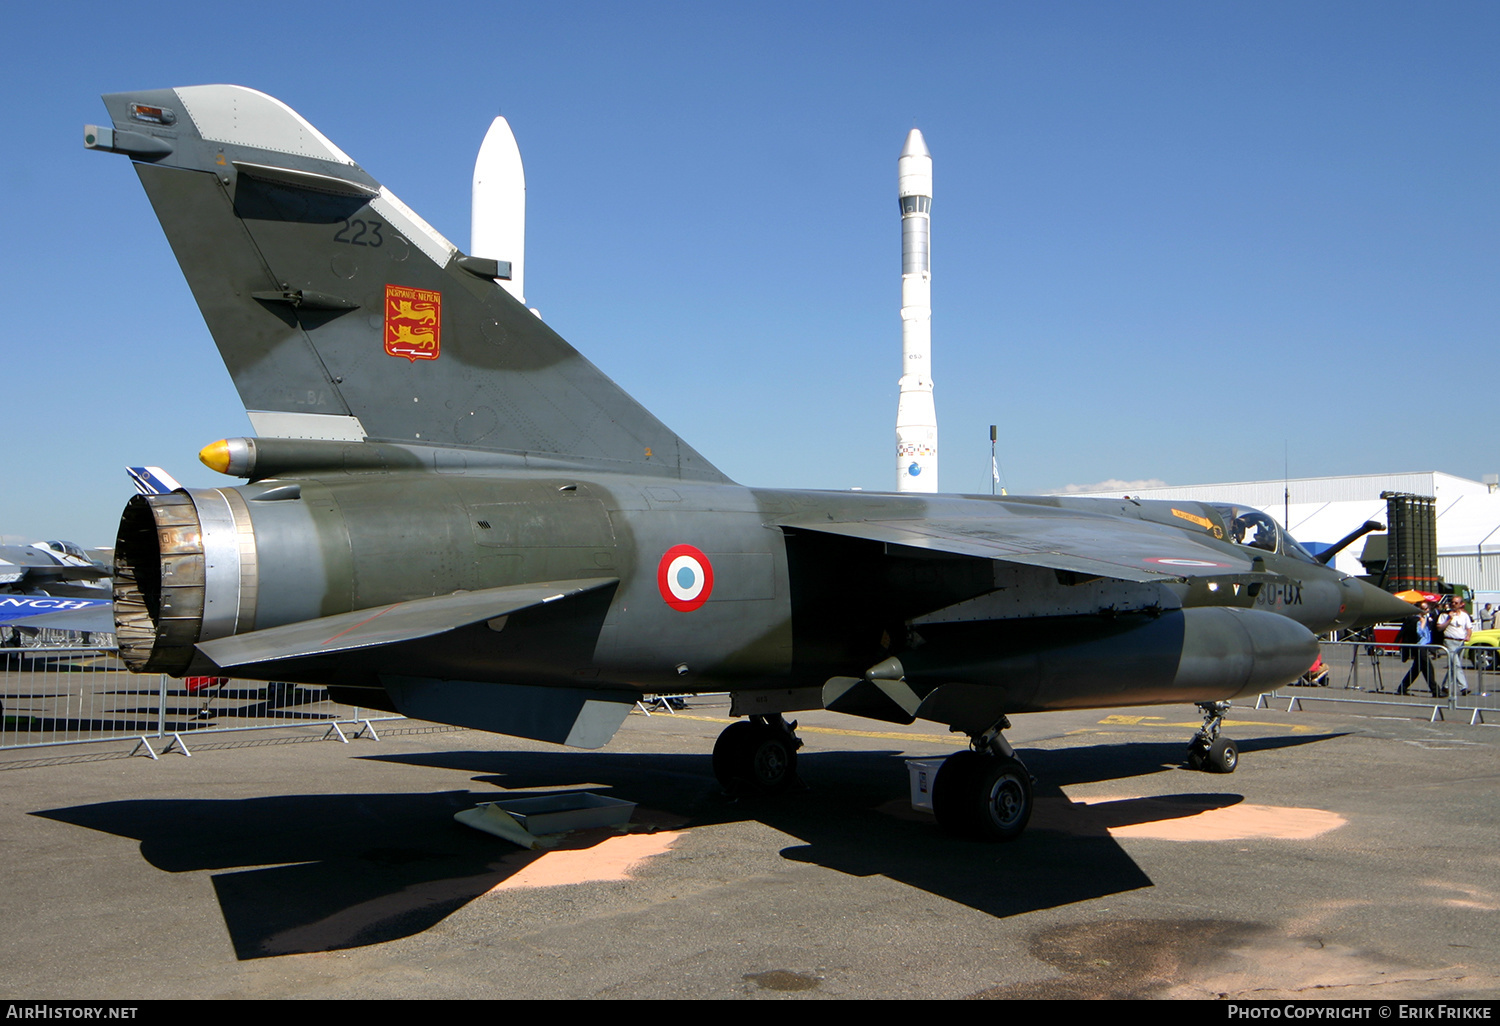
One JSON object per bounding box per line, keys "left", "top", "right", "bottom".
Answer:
{"left": 1341, "top": 577, "right": 1418, "bottom": 631}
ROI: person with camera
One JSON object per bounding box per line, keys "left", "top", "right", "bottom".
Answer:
{"left": 1396, "top": 599, "right": 1439, "bottom": 696}
{"left": 1437, "top": 596, "right": 1474, "bottom": 697}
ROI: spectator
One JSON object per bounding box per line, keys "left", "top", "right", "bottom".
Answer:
{"left": 1438, "top": 597, "right": 1474, "bottom": 697}
{"left": 1396, "top": 600, "right": 1439, "bottom": 697}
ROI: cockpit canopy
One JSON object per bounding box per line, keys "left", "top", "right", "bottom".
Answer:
{"left": 1208, "top": 505, "right": 1317, "bottom": 564}
{"left": 38, "top": 540, "right": 90, "bottom": 561}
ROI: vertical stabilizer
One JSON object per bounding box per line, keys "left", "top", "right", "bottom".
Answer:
{"left": 88, "top": 86, "right": 725, "bottom": 483}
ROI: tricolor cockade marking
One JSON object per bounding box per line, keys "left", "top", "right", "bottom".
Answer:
{"left": 658, "top": 545, "right": 714, "bottom": 611}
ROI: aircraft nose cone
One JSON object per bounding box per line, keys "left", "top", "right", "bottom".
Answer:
{"left": 1344, "top": 578, "right": 1418, "bottom": 630}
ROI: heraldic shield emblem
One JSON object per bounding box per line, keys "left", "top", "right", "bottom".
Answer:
{"left": 384, "top": 284, "right": 442, "bottom": 362}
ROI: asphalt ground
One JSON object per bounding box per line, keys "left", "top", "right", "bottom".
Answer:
{"left": 1, "top": 697, "right": 1498, "bottom": 1000}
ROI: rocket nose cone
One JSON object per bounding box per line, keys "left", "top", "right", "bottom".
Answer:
{"left": 476, "top": 116, "right": 523, "bottom": 174}
{"left": 901, "top": 128, "right": 930, "bottom": 158}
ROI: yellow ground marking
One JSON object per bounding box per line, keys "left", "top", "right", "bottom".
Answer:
{"left": 654, "top": 712, "right": 1308, "bottom": 743}
{"left": 1167, "top": 719, "right": 1312, "bottom": 733}
{"left": 1096, "top": 713, "right": 1310, "bottom": 733}
{"left": 650, "top": 713, "right": 966, "bottom": 746}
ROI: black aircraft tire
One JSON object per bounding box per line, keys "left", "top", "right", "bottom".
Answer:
{"left": 1186, "top": 734, "right": 1214, "bottom": 771}
{"left": 932, "top": 750, "right": 986, "bottom": 836}
{"left": 1206, "top": 737, "right": 1238, "bottom": 774}
{"left": 712, "top": 721, "right": 757, "bottom": 791}
{"left": 712, "top": 720, "right": 798, "bottom": 796}
{"left": 932, "top": 751, "right": 1033, "bottom": 841}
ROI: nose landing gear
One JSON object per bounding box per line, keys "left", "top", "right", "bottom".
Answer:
{"left": 1186, "top": 701, "right": 1238, "bottom": 773}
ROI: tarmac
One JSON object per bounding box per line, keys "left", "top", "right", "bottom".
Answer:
{"left": 1, "top": 695, "right": 1498, "bottom": 1000}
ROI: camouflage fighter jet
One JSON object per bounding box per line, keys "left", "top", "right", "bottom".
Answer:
{"left": 85, "top": 87, "right": 1414, "bottom": 841}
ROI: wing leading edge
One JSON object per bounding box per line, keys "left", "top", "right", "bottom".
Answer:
{"left": 779, "top": 512, "right": 1274, "bottom": 584}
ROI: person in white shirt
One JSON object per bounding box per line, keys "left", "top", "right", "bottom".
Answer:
{"left": 1438, "top": 597, "right": 1474, "bottom": 697}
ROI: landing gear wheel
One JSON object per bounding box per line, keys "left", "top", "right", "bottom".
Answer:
{"left": 712, "top": 719, "right": 800, "bottom": 796}
{"left": 932, "top": 750, "right": 1033, "bottom": 841}
{"left": 1187, "top": 700, "right": 1236, "bottom": 773}
{"left": 1186, "top": 735, "right": 1237, "bottom": 772}
{"left": 1205, "top": 737, "right": 1238, "bottom": 773}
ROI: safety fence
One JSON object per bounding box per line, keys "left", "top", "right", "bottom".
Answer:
{"left": 1264, "top": 639, "right": 1500, "bottom": 724}
{"left": 0, "top": 647, "right": 401, "bottom": 753}
{"left": 6, "top": 640, "right": 1494, "bottom": 756}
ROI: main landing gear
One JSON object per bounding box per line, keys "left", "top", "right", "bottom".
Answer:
{"left": 1186, "top": 700, "right": 1238, "bottom": 773}
{"left": 932, "top": 717, "right": 1034, "bottom": 842}
{"left": 712, "top": 715, "right": 805, "bottom": 796}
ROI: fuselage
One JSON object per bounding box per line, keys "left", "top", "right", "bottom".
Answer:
{"left": 113, "top": 461, "right": 1400, "bottom": 717}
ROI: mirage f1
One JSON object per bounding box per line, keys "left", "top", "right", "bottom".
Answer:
{"left": 86, "top": 86, "right": 1414, "bottom": 841}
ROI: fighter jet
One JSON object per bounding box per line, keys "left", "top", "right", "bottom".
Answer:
{"left": 0, "top": 468, "right": 185, "bottom": 641}
{"left": 0, "top": 540, "right": 109, "bottom": 598}
{"left": 85, "top": 86, "right": 1413, "bottom": 841}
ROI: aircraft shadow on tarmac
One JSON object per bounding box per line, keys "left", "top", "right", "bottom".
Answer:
{"left": 31, "top": 732, "right": 1343, "bottom": 960}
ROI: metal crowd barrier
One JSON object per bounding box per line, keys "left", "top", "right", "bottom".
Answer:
{"left": 1263, "top": 639, "right": 1500, "bottom": 724}
{"left": 7, "top": 636, "right": 1493, "bottom": 755}
{"left": 0, "top": 647, "right": 402, "bottom": 753}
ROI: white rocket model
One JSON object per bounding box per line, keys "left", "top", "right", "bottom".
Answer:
{"left": 471, "top": 116, "right": 526, "bottom": 305}
{"left": 896, "top": 128, "right": 937, "bottom": 492}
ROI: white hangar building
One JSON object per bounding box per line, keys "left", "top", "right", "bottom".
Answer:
{"left": 1052, "top": 472, "right": 1500, "bottom": 600}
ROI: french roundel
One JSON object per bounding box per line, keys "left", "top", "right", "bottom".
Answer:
{"left": 658, "top": 544, "right": 714, "bottom": 611}
{"left": 1144, "top": 557, "right": 1232, "bottom": 568}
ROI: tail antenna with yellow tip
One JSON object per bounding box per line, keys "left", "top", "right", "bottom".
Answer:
{"left": 199, "top": 439, "right": 232, "bottom": 474}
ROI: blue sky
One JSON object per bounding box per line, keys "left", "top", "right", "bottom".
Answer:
{"left": 4, "top": 2, "right": 1498, "bottom": 544}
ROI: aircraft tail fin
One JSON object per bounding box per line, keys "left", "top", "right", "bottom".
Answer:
{"left": 127, "top": 466, "right": 182, "bottom": 495}
{"left": 88, "top": 86, "right": 725, "bottom": 482}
